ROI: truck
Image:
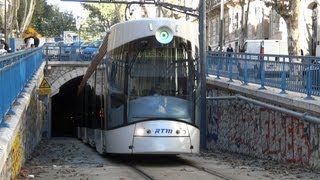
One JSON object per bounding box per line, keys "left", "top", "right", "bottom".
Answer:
{"left": 238, "top": 39, "right": 289, "bottom": 78}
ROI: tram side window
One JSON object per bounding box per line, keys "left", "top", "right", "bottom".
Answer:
{"left": 110, "top": 93, "right": 125, "bottom": 108}
{"left": 109, "top": 62, "right": 117, "bottom": 84}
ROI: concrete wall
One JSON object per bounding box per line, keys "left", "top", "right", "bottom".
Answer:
{"left": 0, "top": 63, "right": 46, "bottom": 179}
{"left": 206, "top": 77, "right": 320, "bottom": 168}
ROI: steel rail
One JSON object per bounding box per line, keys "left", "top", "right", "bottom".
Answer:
{"left": 128, "top": 164, "right": 155, "bottom": 180}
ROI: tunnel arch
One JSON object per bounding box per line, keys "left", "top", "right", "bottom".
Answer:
{"left": 50, "top": 67, "right": 87, "bottom": 97}
{"left": 51, "top": 76, "right": 85, "bottom": 137}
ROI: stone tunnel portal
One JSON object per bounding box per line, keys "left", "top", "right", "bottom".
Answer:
{"left": 51, "top": 76, "right": 84, "bottom": 137}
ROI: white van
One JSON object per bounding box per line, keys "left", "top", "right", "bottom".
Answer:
{"left": 243, "top": 39, "right": 288, "bottom": 56}
{"left": 239, "top": 39, "right": 289, "bottom": 77}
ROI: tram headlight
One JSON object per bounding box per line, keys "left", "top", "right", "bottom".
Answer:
{"left": 135, "top": 128, "right": 145, "bottom": 136}
{"left": 155, "top": 26, "right": 173, "bottom": 44}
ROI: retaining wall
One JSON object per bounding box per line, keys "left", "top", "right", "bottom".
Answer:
{"left": 0, "top": 63, "right": 46, "bottom": 179}
{"left": 206, "top": 77, "right": 320, "bottom": 168}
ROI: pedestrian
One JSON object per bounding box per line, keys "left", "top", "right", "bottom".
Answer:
{"left": 226, "top": 44, "right": 233, "bottom": 70}
{"left": 0, "top": 38, "right": 11, "bottom": 53}
{"left": 226, "top": 44, "right": 233, "bottom": 54}
{"left": 300, "top": 49, "right": 306, "bottom": 63}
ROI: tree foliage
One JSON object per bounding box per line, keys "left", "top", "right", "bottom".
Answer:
{"left": 0, "top": 0, "right": 76, "bottom": 39}
{"left": 264, "top": 0, "right": 300, "bottom": 55}
{"left": 81, "top": 3, "right": 125, "bottom": 40}
{"left": 31, "top": 0, "right": 77, "bottom": 38}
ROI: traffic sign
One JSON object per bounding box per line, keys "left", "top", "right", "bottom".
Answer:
{"left": 39, "top": 78, "right": 51, "bottom": 88}
{"left": 38, "top": 78, "right": 51, "bottom": 95}
{"left": 37, "top": 88, "right": 51, "bottom": 95}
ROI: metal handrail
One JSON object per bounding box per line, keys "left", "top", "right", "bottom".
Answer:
{"left": 0, "top": 48, "right": 44, "bottom": 124}
{"left": 207, "top": 52, "right": 320, "bottom": 99}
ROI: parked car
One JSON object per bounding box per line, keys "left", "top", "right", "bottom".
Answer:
{"left": 81, "top": 40, "right": 102, "bottom": 61}
{"left": 64, "top": 40, "right": 84, "bottom": 55}
{"left": 62, "top": 41, "right": 85, "bottom": 61}
{"left": 43, "top": 42, "right": 59, "bottom": 60}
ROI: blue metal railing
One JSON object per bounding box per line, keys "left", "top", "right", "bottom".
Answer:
{"left": 0, "top": 47, "right": 44, "bottom": 123}
{"left": 43, "top": 44, "right": 95, "bottom": 61}
{"left": 207, "top": 52, "right": 320, "bottom": 98}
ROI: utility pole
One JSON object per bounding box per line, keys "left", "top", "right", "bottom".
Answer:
{"left": 199, "top": 0, "right": 207, "bottom": 149}
{"left": 219, "top": 0, "right": 224, "bottom": 51}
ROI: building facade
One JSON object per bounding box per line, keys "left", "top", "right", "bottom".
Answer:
{"left": 206, "top": 0, "right": 319, "bottom": 56}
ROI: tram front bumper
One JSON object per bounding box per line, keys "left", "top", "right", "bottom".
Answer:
{"left": 132, "top": 136, "right": 198, "bottom": 154}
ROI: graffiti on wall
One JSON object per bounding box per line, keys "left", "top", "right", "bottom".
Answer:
{"left": 206, "top": 89, "right": 315, "bottom": 165}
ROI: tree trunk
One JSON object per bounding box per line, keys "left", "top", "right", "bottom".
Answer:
{"left": 264, "top": 0, "right": 300, "bottom": 55}
{"left": 285, "top": 1, "right": 300, "bottom": 55}
{"left": 14, "top": 0, "right": 20, "bottom": 37}
{"left": 19, "top": 0, "right": 28, "bottom": 34}
{"left": 20, "top": 0, "right": 36, "bottom": 34}
{"left": 6, "top": 0, "right": 19, "bottom": 38}
{"left": 239, "top": 0, "right": 250, "bottom": 50}
{"left": 286, "top": 19, "right": 300, "bottom": 55}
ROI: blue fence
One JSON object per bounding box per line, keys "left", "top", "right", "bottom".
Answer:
{"left": 207, "top": 52, "right": 320, "bottom": 99}
{"left": 43, "top": 44, "right": 96, "bottom": 61}
{"left": 0, "top": 48, "right": 44, "bottom": 123}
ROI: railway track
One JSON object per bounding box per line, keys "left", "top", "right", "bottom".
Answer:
{"left": 22, "top": 138, "right": 318, "bottom": 180}
{"left": 110, "top": 155, "right": 234, "bottom": 180}
{"left": 181, "top": 159, "right": 234, "bottom": 180}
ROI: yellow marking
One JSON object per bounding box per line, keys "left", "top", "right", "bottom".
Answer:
{"left": 11, "top": 133, "right": 22, "bottom": 179}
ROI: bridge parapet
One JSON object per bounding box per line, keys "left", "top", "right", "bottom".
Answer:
{"left": 0, "top": 48, "right": 43, "bottom": 123}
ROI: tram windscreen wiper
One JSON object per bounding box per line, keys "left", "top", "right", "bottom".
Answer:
{"left": 128, "top": 41, "right": 148, "bottom": 74}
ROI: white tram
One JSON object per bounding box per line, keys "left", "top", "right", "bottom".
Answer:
{"left": 79, "top": 18, "right": 200, "bottom": 154}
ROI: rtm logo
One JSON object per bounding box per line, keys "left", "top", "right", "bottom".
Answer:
{"left": 155, "top": 129, "right": 173, "bottom": 134}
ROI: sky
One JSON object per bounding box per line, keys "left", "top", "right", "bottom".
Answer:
{"left": 46, "top": 0, "right": 86, "bottom": 18}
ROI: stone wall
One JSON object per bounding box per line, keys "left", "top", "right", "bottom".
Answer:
{"left": 0, "top": 63, "right": 46, "bottom": 179}
{"left": 206, "top": 78, "right": 320, "bottom": 168}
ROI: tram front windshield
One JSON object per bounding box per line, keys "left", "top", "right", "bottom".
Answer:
{"left": 108, "top": 36, "right": 198, "bottom": 126}
{"left": 127, "top": 37, "right": 197, "bottom": 123}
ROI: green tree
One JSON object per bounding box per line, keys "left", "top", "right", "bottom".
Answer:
{"left": 81, "top": 3, "right": 125, "bottom": 40}
{"left": 31, "top": 1, "right": 77, "bottom": 38}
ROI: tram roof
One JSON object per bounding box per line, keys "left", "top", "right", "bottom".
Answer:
{"left": 107, "top": 18, "right": 199, "bottom": 50}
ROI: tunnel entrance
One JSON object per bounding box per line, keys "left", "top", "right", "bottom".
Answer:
{"left": 51, "top": 76, "right": 84, "bottom": 137}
